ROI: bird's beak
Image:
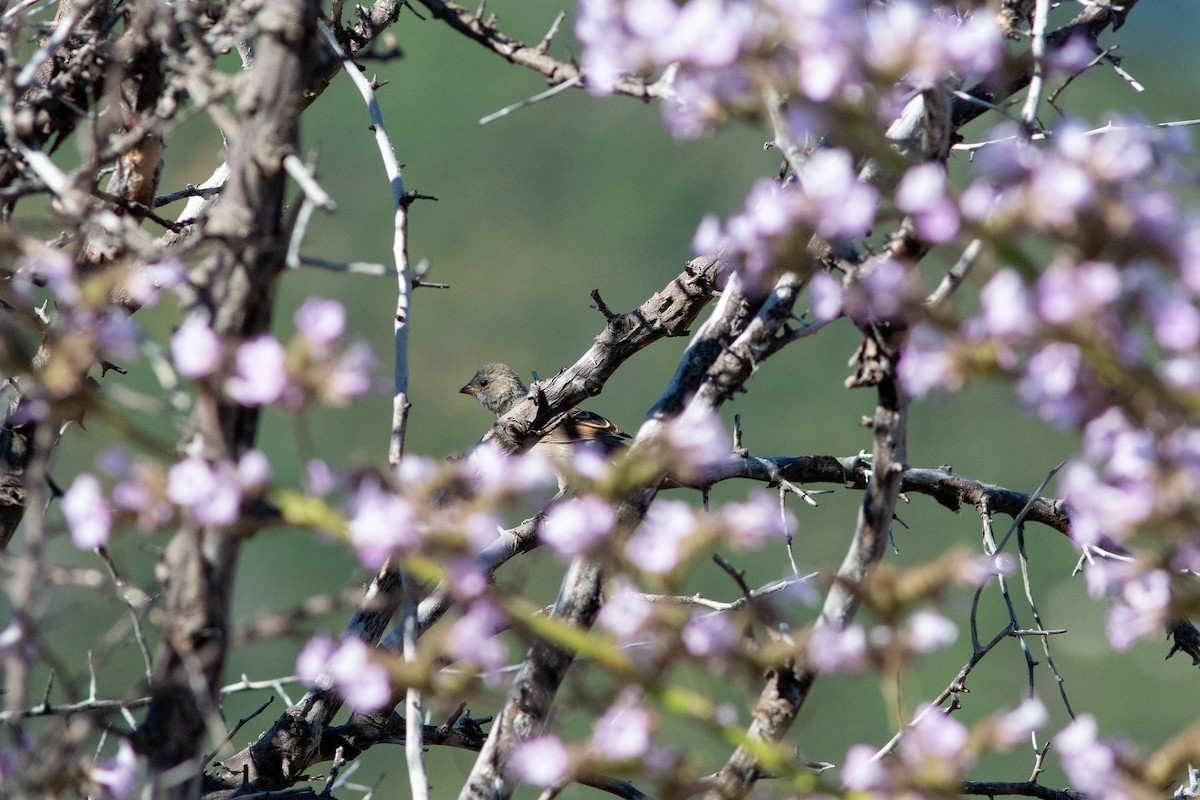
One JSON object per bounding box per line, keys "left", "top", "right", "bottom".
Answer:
{"left": 459, "top": 384, "right": 474, "bottom": 395}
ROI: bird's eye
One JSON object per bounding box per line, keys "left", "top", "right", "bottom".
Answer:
{"left": 479, "top": 379, "right": 489, "bottom": 387}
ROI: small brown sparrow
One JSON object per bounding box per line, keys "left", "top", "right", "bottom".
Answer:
{"left": 459, "top": 363, "right": 630, "bottom": 487}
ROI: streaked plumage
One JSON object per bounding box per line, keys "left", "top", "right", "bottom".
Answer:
{"left": 459, "top": 363, "right": 630, "bottom": 485}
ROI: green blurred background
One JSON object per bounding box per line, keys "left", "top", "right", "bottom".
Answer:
{"left": 16, "top": 1, "right": 1200, "bottom": 796}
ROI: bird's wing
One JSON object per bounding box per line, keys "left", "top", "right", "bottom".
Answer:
{"left": 540, "top": 408, "right": 631, "bottom": 451}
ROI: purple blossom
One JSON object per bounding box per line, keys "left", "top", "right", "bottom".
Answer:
{"left": 798, "top": 45, "right": 850, "bottom": 102}
{"left": 225, "top": 335, "right": 289, "bottom": 406}
{"left": 592, "top": 696, "right": 653, "bottom": 760}
{"left": 124, "top": 258, "right": 184, "bottom": 307}
{"left": 509, "top": 736, "right": 571, "bottom": 787}
{"left": 900, "top": 707, "right": 972, "bottom": 770}
{"left": 445, "top": 557, "right": 489, "bottom": 600}
{"left": 979, "top": 269, "right": 1035, "bottom": 341}
{"left": 465, "top": 443, "right": 556, "bottom": 496}
{"left": 1081, "top": 554, "right": 1132, "bottom": 600}
{"left": 395, "top": 454, "right": 437, "bottom": 487}
{"left": 88, "top": 740, "right": 137, "bottom": 798}
{"left": 348, "top": 479, "right": 418, "bottom": 567}
{"left": 1047, "top": 34, "right": 1098, "bottom": 72}
{"left": 625, "top": 500, "right": 697, "bottom": 574}
{"left": 323, "top": 342, "right": 375, "bottom": 406}
{"left": 598, "top": 586, "right": 654, "bottom": 641}
{"left": 959, "top": 181, "right": 999, "bottom": 221}
{"left": 806, "top": 623, "right": 867, "bottom": 674}
{"left": 166, "top": 457, "right": 242, "bottom": 526}
{"left": 26, "top": 250, "right": 78, "bottom": 304}
{"left": 297, "top": 636, "right": 391, "bottom": 713}
{"left": 296, "top": 636, "right": 334, "bottom": 682}
{"left": 445, "top": 600, "right": 509, "bottom": 674}
{"left": 571, "top": 444, "right": 614, "bottom": 481}
{"left": 171, "top": 312, "right": 223, "bottom": 379}
{"left": 112, "top": 469, "right": 173, "bottom": 533}
{"left": 1055, "top": 715, "right": 1117, "bottom": 794}
{"left": 798, "top": 149, "right": 878, "bottom": 239}
{"left": 906, "top": 609, "right": 957, "bottom": 653}
{"left": 96, "top": 310, "right": 141, "bottom": 360}
{"left": 462, "top": 511, "right": 503, "bottom": 551}
{"left": 541, "top": 495, "right": 618, "bottom": 559}
{"left": 62, "top": 473, "right": 112, "bottom": 549}
{"left": 847, "top": 258, "right": 909, "bottom": 322}
{"left": 720, "top": 490, "right": 794, "bottom": 549}
{"left": 941, "top": 13, "right": 1003, "bottom": 75}
{"left": 995, "top": 697, "right": 1048, "bottom": 748}
{"left": 306, "top": 459, "right": 336, "bottom": 494}
{"left": 898, "top": 323, "right": 960, "bottom": 397}
{"left": 808, "top": 271, "right": 844, "bottom": 321}
{"left": 96, "top": 448, "right": 132, "bottom": 477}
{"left": 1036, "top": 261, "right": 1120, "bottom": 325}
{"left": 1060, "top": 461, "right": 1154, "bottom": 546}
{"left": 294, "top": 297, "right": 346, "bottom": 347}
{"left": 1152, "top": 295, "right": 1200, "bottom": 351}
{"left": 1027, "top": 160, "right": 1094, "bottom": 229}
{"left": 1105, "top": 569, "right": 1171, "bottom": 650}
{"left": 1175, "top": 226, "right": 1200, "bottom": 294}
{"left": 841, "top": 744, "right": 891, "bottom": 793}
{"left": 692, "top": 214, "right": 723, "bottom": 255}
{"left": 1160, "top": 355, "right": 1200, "bottom": 391}
{"left": 237, "top": 450, "right": 270, "bottom": 488}
{"left": 664, "top": 406, "right": 728, "bottom": 477}
{"left": 1018, "top": 342, "right": 1085, "bottom": 427}
{"left": 682, "top": 612, "right": 737, "bottom": 657}
{"left": 895, "top": 163, "right": 959, "bottom": 243}
{"left": 645, "top": 0, "right": 752, "bottom": 69}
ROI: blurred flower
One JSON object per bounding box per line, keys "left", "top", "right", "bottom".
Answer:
{"left": 598, "top": 588, "right": 653, "bottom": 641}
{"left": 721, "top": 490, "right": 794, "bottom": 549}
{"left": 979, "top": 269, "right": 1035, "bottom": 341}
{"left": 166, "top": 457, "right": 241, "bottom": 526}
{"left": 663, "top": 406, "right": 728, "bottom": 478}
{"left": 237, "top": 450, "right": 270, "bottom": 489}
{"left": 626, "top": 500, "right": 697, "bottom": 574}
{"left": 1105, "top": 569, "right": 1171, "bottom": 650}
{"left": 225, "top": 335, "right": 288, "bottom": 406}
{"left": 88, "top": 740, "right": 137, "bottom": 798}
{"left": 906, "top": 609, "right": 957, "bottom": 653}
{"left": 807, "top": 623, "right": 867, "bottom": 674}
{"left": 898, "top": 323, "right": 960, "bottom": 397}
{"left": 682, "top": 612, "right": 737, "bottom": 657}
{"left": 124, "top": 258, "right": 184, "bottom": 307}
{"left": 445, "top": 599, "right": 508, "bottom": 674}
{"left": 297, "top": 636, "right": 391, "bottom": 713}
{"left": 541, "top": 495, "right": 618, "bottom": 559}
{"left": 510, "top": 735, "right": 571, "bottom": 787}
{"left": 306, "top": 459, "right": 336, "bottom": 495}
{"left": 900, "top": 707, "right": 973, "bottom": 773}
{"left": 171, "top": 312, "right": 223, "bottom": 379}
{"left": 1036, "top": 261, "right": 1120, "bottom": 325}
{"left": 995, "top": 696, "right": 1048, "bottom": 748}
{"left": 808, "top": 271, "right": 844, "bottom": 321}
{"left": 1055, "top": 715, "right": 1117, "bottom": 794}
{"left": 322, "top": 342, "right": 375, "bottom": 406}
{"left": 295, "top": 297, "right": 346, "bottom": 347}
{"left": 799, "top": 149, "right": 878, "bottom": 240}
{"left": 592, "top": 694, "right": 653, "bottom": 760}
{"left": 896, "top": 163, "right": 959, "bottom": 243}
{"left": 62, "top": 473, "right": 112, "bottom": 549}
{"left": 348, "top": 479, "right": 418, "bottom": 567}
{"left": 1018, "top": 342, "right": 1085, "bottom": 427}
{"left": 842, "top": 744, "right": 891, "bottom": 793}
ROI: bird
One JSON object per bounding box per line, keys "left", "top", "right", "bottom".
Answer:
{"left": 459, "top": 363, "right": 630, "bottom": 489}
